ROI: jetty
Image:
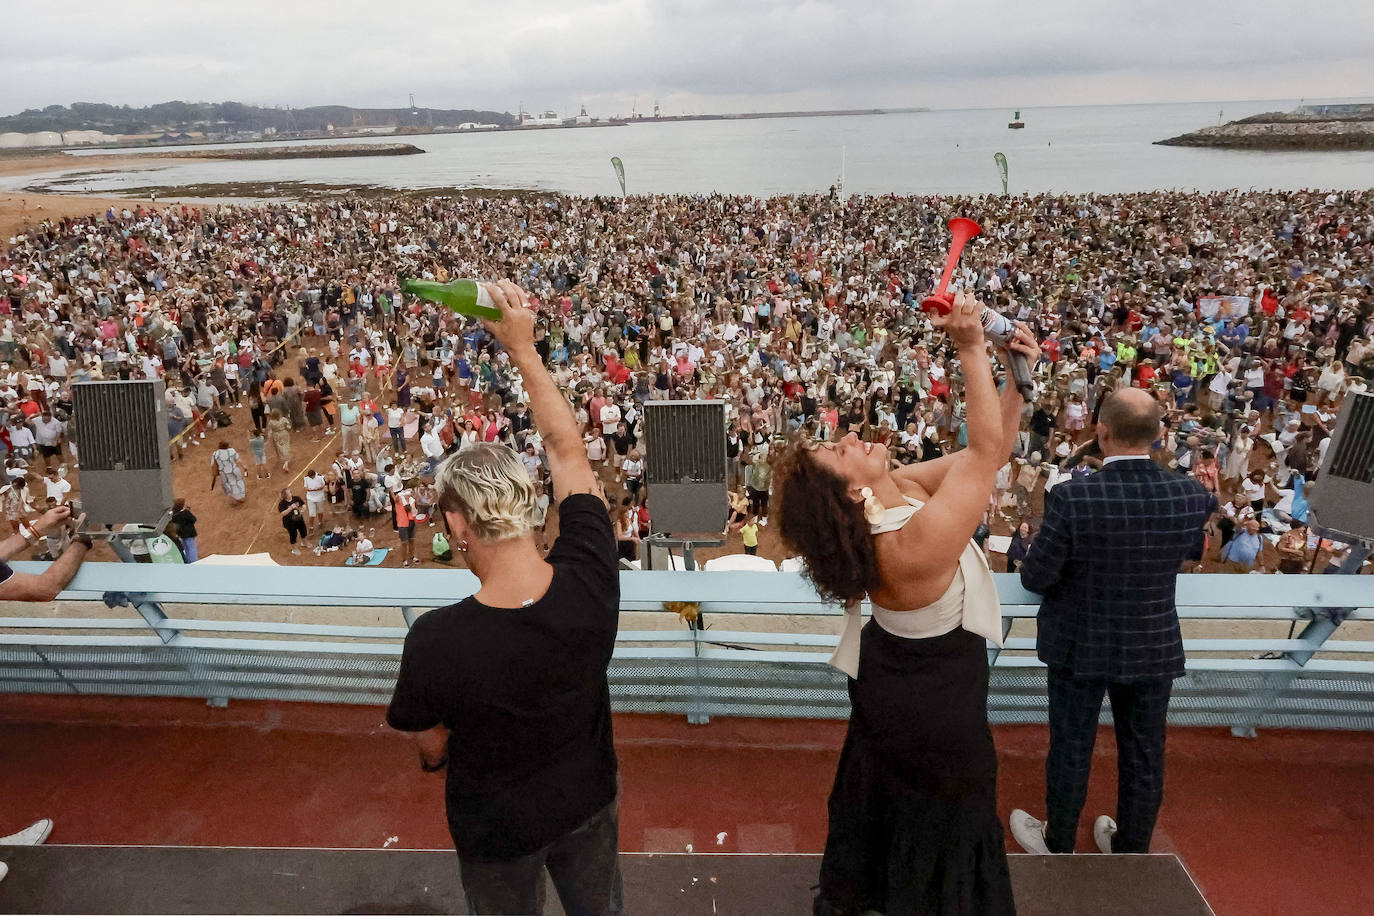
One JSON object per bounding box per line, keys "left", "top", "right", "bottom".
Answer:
{"left": 156, "top": 143, "right": 425, "bottom": 161}
{"left": 1157, "top": 105, "right": 1374, "bottom": 150}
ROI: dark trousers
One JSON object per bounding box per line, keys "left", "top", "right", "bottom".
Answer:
{"left": 1045, "top": 669, "right": 1173, "bottom": 854}
{"left": 282, "top": 517, "right": 307, "bottom": 544}
{"left": 458, "top": 800, "right": 624, "bottom": 916}
{"left": 747, "top": 486, "right": 769, "bottom": 518}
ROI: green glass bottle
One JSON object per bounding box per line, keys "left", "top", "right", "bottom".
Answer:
{"left": 400, "top": 277, "right": 502, "bottom": 321}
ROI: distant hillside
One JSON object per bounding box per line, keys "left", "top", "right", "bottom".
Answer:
{"left": 0, "top": 101, "right": 516, "bottom": 135}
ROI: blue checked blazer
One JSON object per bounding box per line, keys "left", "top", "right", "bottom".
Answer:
{"left": 1020, "top": 458, "right": 1216, "bottom": 681}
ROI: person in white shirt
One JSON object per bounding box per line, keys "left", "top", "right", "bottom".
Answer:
{"left": 7, "top": 422, "right": 35, "bottom": 461}
{"left": 43, "top": 468, "right": 71, "bottom": 505}
{"left": 303, "top": 469, "right": 327, "bottom": 529}
{"left": 349, "top": 534, "right": 375, "bottom": 566}
{"left": 585, "top": 432, "right": 607, "bottom": 467}
{"left": 598, "top": 400, "right": 621, "bottom": 440}
{"left": 30, "top": 411, "right": 66, "bottom": 472}
{"left": 386, "top": 404, "right": 406, "bottom": 454}
{"left": 419, "top": 422, "right": 446, "bottom": 475}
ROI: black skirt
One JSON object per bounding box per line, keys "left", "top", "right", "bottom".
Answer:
{"left": 817, "top": 622, "right": 1016, "bottom": 916}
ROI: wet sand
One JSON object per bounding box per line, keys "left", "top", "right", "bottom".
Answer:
{"left": 0, "top": 152, "right": 176, "bottom": 237}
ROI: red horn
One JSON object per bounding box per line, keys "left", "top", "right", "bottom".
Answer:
{"left": 920, "top": 217, "right": 982, "bottom": 315}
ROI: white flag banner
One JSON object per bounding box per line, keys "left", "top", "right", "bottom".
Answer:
{"left": 1198, "top": 295, "right": 1251, "bottom": 320}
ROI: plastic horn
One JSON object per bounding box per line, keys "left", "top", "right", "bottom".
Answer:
{"left": 920, "top": 217, "right": 982, "bottom": 315}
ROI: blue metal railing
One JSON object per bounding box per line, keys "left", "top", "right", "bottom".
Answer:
{"left": 1, "top": 562, "right": 1371, "bottom": 732}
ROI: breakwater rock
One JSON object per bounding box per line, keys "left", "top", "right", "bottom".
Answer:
{"left": 159, "top": 143, "right": 425, "bottom": 161}
{"left": 1157, "top": 112, "right": 1374, "bottom": 150}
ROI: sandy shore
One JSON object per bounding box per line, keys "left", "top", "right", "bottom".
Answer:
{"left": 0, "top": 151, "right": 179, "bottom": 237}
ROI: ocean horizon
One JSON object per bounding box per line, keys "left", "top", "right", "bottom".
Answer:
{"left": 23, "top": 97, "right": 1374, "bottom": 199}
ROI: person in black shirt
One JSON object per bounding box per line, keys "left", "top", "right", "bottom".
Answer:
{"left": 388, "top": 280, "right": 623, "bottom": 916}
{"left": 276, "top": 490, "right": 307, "bottom": 549}
{"left": 1029, "top": 402, "right": 1056, "bottom": 458}
{"left": 895, "top": 383, "right": 918, "bottom": 431}
{"left": 169, "top": 498, "right": 199, "bottom": 563}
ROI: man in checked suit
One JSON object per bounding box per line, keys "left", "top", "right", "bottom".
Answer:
{"left": 1010, "top": 388, "right": 1215, "bottom": 855}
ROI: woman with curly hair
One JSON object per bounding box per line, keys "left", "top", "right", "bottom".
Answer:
{"left": 774, "top": 291, "right": 1039, "bottom": 916}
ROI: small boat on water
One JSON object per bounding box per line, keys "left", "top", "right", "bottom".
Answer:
{"left": 1008, "top": 110, "right": 1025, "bottom": 129}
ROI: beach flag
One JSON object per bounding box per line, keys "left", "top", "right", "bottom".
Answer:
{"left": 610, "top": 156, "right": 626, "bottom": 197}
{"left": 994, "top": 152, "right": 1008, "bottom": 195}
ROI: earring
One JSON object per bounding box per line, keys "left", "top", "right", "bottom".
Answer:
{"left": 858, "top": 486, "right": 884, "bottom": 525}
{"left": 455, "top": 540, "right": 468, "bottom": 552}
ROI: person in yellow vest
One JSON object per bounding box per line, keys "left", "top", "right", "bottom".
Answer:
{"left": 1115, "top": 338, "right": 1137, "bottom": 368}
{"left": 740, "top": 516, "right": 760, "bottom": 556}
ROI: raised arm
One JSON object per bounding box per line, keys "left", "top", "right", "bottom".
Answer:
{"left": 482, "top": 281, "right": 601, "bottom": 504}
{"left": 885, "top": 292, "right": 1006, "bottom": 577}
{"left": 893, "top": 323, "right": 1038, "bottom": 495}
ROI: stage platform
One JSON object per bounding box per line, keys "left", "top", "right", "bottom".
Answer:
{"left": 0, "top": 845, "right": 1212, "bottom": 915}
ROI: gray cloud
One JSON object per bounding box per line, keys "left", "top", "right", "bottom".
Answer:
{"left": 3, "top": 0, "right": 1371, "bottom": 116}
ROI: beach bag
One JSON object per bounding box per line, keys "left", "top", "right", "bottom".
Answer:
{"left": 432, "top": 532, "right": 452, "bottom": 562}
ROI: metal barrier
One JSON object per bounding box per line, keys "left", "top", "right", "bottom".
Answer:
{"left": 1, "top": 563, "right": 1371, "bottom": 734}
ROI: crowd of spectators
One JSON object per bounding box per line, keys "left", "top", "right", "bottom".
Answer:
{"left": 1, "top": 188, "right": 1369, "bottom": 568}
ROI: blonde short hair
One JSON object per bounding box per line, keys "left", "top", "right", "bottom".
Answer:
{"left": 435, "top": 443, "right": 541, "bottom": 542}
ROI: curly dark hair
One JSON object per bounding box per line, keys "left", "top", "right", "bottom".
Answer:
{"left": 774, "top": 438, "right": 880, "bottom": 604}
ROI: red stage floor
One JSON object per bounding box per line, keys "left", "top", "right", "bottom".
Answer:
{"left": 2, "top": 696, "right": 1371, "bottom": 916}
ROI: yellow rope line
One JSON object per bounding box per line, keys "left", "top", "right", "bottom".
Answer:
{"left": 239, "top": 433, "right": 342, "bottom": 555}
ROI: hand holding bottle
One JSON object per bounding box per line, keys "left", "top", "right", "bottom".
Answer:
{"left": 401, "top": 277, "right": 502, "bottom": 321}
{"left": 481, "top": 281, "right": 537, "bottom": 356}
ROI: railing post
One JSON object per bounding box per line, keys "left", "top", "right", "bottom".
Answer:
{"left": 101, "top": 590, "right": 227, "bottom": 709}
{"left": 1229, "top": 544, "right": 1371, "bottom": 738}
{"left": 687, "top": 601, "right": 710, "bottom": 726}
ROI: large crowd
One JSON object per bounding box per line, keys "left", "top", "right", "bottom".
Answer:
{"left": 0, "top": 188, "right": 1371, "bottom": 568}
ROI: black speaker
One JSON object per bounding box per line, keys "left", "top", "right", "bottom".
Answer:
{"left": 72, "top": 380, "right": 174, "bottom": 526}
{"left": 1309, "top": 391, "right": 1374, "bottom": 544}
{"left": 643, "top": 400, "right": 727, "bottom": 535}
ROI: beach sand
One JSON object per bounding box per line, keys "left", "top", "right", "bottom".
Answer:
{"left": 0, "top": 151, "right": 182, "bottom": 237}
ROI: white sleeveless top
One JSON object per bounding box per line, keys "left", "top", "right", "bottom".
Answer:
{"left": 829, "top": 497, "right": 1005, "bottom": 678}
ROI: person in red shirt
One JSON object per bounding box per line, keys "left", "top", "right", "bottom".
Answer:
{"left": 1135, "top": 360, "right": 1157, "bottom": 388}
{"left": 1043, "top": 334, "right": 1062, "bottom": 366}
{"left": 1260, "top": 288, "right": 1279, "bottom": 316}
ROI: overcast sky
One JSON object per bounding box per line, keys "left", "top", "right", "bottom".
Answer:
{"left": 5, "top": 1, "right": 1372, "bottom": 117}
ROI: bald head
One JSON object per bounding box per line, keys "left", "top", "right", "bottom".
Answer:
{"left": 1098, "top": 388, "right": 1162, "bottom": 452}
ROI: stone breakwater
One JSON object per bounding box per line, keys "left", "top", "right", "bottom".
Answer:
{"left": 1157, "top": 113, "right": 1374, "bottom": 151}
{"left": 156, "top": 143, "right": 425, "bottom": 161}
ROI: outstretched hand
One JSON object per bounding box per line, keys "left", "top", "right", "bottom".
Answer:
{"left": 481, "top": 281, "right": 536, "bottom": 356}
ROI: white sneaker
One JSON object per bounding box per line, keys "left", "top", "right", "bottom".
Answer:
{"left": 0, "top": 818, "right": 52, "bottom": 845}
{"left": 1009, "top": 809, "right": 1051, "bottom": 854}
{"left": 0, "top": 860, "right": 7, "bottom": 883}
{"left": 759, "top": 517, "right": 768, "bottom": 527}
{"left": 1093, "top": 815, "right": 1117, "bottom": 854}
